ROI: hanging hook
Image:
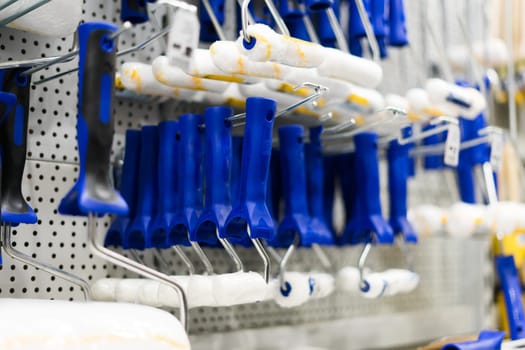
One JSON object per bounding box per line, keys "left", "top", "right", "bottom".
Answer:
{"left": 1, "top": 224, "right": 91, "bottom": 300}
{"left": 172, "top": 246, "right": 196, "bottom": 275}
{"left": 278, "top": 235, "right": 300, "bottom": 290}
{"left": 230, "top": 83, "right": 328, "bottom": 126}
{"left": 357, "top": 242, "right": 372, "bottom": 288}
{"left": 353, "top": 0, "right": 380, "bottom": 62}
{"left": 240, "top": 0, "right": 290, "bottom": 43}
{"left": 0, "top": 0, "right": 51, "bottom": 27}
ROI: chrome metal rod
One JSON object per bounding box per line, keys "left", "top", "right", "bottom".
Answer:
{"left": 0, "top": 0, "right": 51, "bottom": 27}
{"left": 312, "top": 243, "right": 333, "bottom": 271}
{"left": 21, "top": 50, "right": 78, "bottom": 77}
{"left": 190, "top": 241, "right": 214, "bottom": 275}
{"left": 250, "top": 233, "right": 271, "bottom": 283}
{"left": 153, "top": 248, "right": 172, "bottom": 271}
{"left": 354, "top": 0, "right": 379, "bottom": 62}
{"left": 201, "top": 0, "right": 227, "bottom": 40}
{"left": 0, "top": 0, "right": 19, "bottom": 12}
{"left": 1, "top": 224, "right": 90, "bottom": 300}
{"left": 87, "top": 214, "right": 188, "bottom": 331}
{"left": 172, "top": 245, "right": 195, "bottom": 275}
{"left": 218, "top": 234, "right": 244, "bottom": 272}
{"left": 279, "top": 241, "right": 297, "bottom": 289}
{"left": 326, "top": 8, "right": 349, "bottom": 53}
{"left": 357, "top": 242, "right": 372, "bottom": 286}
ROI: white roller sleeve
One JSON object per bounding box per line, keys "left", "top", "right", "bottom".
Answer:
{"left": 385, "top": 94, "right": 409, "bottom": 111}
{"left": 336, "top": 266, "right": 371, "bottom": 293}
{"left": 379, "top": 269, "right": 419, "bottom": 296}
{"left": 212, "top": 271, "right": 270, "bottom": 306}
{"left": 119, "top": 62, "right": 197, "bottom": 100}
{"left": 210, "top": 41, "right": 291, "bottom": 80}
{"left": 152, "top": 56, "right": 230, "bottom": 92}
{"left": 317, "top": 47, "right": 383, "bottom": 88}
{"left": 272, "top": 272, "right": 311, "bottom": 308}
{"left": 0, "top": 298, "right": 190, "bottom": 350}
{"left": 140, "top": 276, "right": 191, "bottom": 308}
{"left": 359, "top": 273, "right": 387, "bottom": 299}
{"left": 447, "top": 38, "right": 509, "bottom": 69}
{"left": 187, "top": 49, "right": 256, "bottom": 84}
{"left": 1, "top": 0, "right": 81, "bottom": 37}
{"left": 487, "top": 201, "right": 525, "bottom": 235}
{"left": 344, "top": 85, "right": 385, "bottom": 115}
{"left": 446, "top": 202, "right": 489, "bottom": 238}
{"left": 408, "top": 204, "right": 448, "bottom": 236}
{"left": 237, "top": 23, "right": 325, "bottom": 68}
{"left": 308, "top": 272, "right": 335, "bottom": 299}
{"left": 425, "top": 78, "right": 486, "bottom": 119}
{"left": 90, "top": 278, "right": 121, "bottom": 301}
{"left": 115, "top": 278, "right": 148, "bottom": 304}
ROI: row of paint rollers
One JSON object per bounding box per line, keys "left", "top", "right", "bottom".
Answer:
{"left": 0, "top": 1, "right": 518, "bottom": 349}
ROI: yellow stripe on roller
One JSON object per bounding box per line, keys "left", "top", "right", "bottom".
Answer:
{"left": 347, "top": 94, "right": 369, "bottom": 106}
{"left": 226, "top": 98, "right": 246, "bottom": 109}
{"left": 202, "top": 74, "right": 245, "bottom": 83}
{"left": 115, "top": 75, "right": 125, "bottom": 90}
{"left": 407, "top": 112, "right": 421, "bottom": 122}
{"left": 422, "top": 107, "right": 444, "bottom": 117}
{"left": 516, "top": 90, "right": 525, "bottom": 105}
{"left": 354, "top": 115, "right": 365, "bottom": 126}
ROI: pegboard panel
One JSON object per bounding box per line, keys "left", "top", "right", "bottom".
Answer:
{"left": 0, "top": 0, "right": 496, "bottom": 344}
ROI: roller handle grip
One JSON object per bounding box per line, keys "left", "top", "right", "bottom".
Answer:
{"left": 134, "top": 126, "right": 158, "bottom": 217}
{"left": 388, "top": 0, "right": 408, "bottom": 47}
{"left": 370, "top": 0, "right": 388, "bottom": 58}
{"left": 0, "top": 69, "right": 36, "bottom": 224}
{"left": 121, "top": 0, "right": 149, "bottom": 24}
{"left": 120, "top": 130, "right": 141, "bottom": 217}
{"left": 495, "top": 255, "right": 525, "bottom": 340}
{"left": 305, "top": 126, "right": 324, "bottom": 219}
{"left": 157, "top": 121, "right": 179, "bottom": 215}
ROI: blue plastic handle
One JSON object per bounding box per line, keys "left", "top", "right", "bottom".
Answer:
{"left": 279, "top": 0, "right": 304, "bottom": 19}
{"left": 268, "top": 148, "right": 282, "bottom": 223}
{"left": 285, "top": 16, "right": 311, "bottom": 41}
{"left": 323, "top": 155, "right": 337, "bottom": 234}
{"left": 388, "top": 0, "right": 408, "bottom": 47}
{"left": 0, "top": 69, "right": 37, "bottom": 225}
{"left": 422, "top": 123, "right": 446, "bottom": 170}
{"left": 387, "top": 136, "right": 417, "bottom": 243}
{"left": 105, "top": 129, "right": 141, "bottom": 248}
{"left": 305, "top": 0, "right": 333, "bottom": 12}
{"left": 496, "top": 254, "right": 525, "bottom": 340}
{"left": 231, "top": 136, "right": 243, "bottom": 203}
{"left": 59, "top": 22, "right": 128, "bottom": 217}
{"left": 121, "top": 0, "right": 149, "bottom": 24}
{"left": 195, "top": 106, "right": 233, "bottom": 244}
{"left": 225, "top": 97, "right": 277, "bottom": 243}
{"left": 316, "top": 0, "right": 340, "bottom": 47}
{"left": 169, "top": 114, "right": 204, "bottom": 247}
{"left": 348, "top": 0, "right": 370, "bottom": 56}
{"left": 124, "top": 126, "right": 158, "bottom": 250}
{"left": 338, "top": 153, "right": 356, "bottom": 238}
{"left": 370, "top": 0, "right": 388, "bottom": 58}
{"left": 441, "top": 330, "right": 505, "bottom": 350}
{"left": 199, "top": 0, "right": 225, "bottom": 42}
{"left": 305, "top": 126, "right": 334, "bottom": 244}
{"left": 147, "top": 121, "right": 179, "bottom": 249}
{"left": 342, "top": 132, "right": 393, "bottom": 245}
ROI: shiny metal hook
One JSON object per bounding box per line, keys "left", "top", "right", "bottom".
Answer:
{"left": 87, "top": 214, "right": 188, "bottom": 331}
{"left": 395, "top": 236, "right": 414, "bottom": 272}
{"left": 357, "top": 242, "right": 372, "bottom": 288}
{"left": 0, "top": 0, "right": 51, "bottom": 27}
{"left": 217, "top": 229, "right": 244, "bottom": 272}
{"left": 353, "top": 0, "right": 380, "bottom": 62}
{"left": 240, "top": 0, "right": 290, "bottom": 43}
{"left": 172, "top": 245, "right": 196, "bottom": 275}
{"left": 397, "top": 115, "right": 458, "bottom": 145}
{"left": 230, "top": 83, "right": 328, "bottom": 126}
{"left": 201, "top": 0, "right": 227, "bottom": 41}
{"left": 311, "top": 243, "right": 333, "bottom": 272}
{"left": 0, "top": 0, "right": 19, "bottom": 12}
{"left": 248, "top": 226, "right": 271, "bottom": 283}
{"left": 190, "top": 241, "right": 214, "bottom": 275}
{"left": 33, "top": 25, "right": 167, "bottom": 85}
{"left": 1, "top": 223, "right": 91, "bottom": 300}
{"left": 278, "top": 236, "right": 299, "bottom": 290}
{"left": 325, "top": 7, "right": 349, "bottom": 53}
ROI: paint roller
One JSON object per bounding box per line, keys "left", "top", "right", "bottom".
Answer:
{"left": 237, "top": 23, "right": 325, "bottom": 68}
{"left": 407, "top": 204, "right": 448, "bottom": 236}
{"left": 446, "top": 202, "right": 489, "bottom": 238}
{"left": 119, "top": 62, "right": 197, "bottom": 99}
{"left": 0, "top": 0, "right": 81, "bottom": 37}
{"left": 0, "top": 298, "right": 190, "bottom": 350}
{"left": 425, "top": 78, "right": 487, "bottom": 120}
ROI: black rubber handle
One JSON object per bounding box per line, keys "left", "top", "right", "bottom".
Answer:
{"left": 0, "top": 68, "right": 37, "bottom": 224}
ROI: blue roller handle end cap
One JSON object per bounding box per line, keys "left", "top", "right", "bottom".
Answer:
{"left": 225, "top": 97, "right": 277, "bottom": 244}
{"left": 121, "top": 0, "right": 149, "bottom": 24}
{"left": 59, "top": 22, "right": 128, "bottom": 217}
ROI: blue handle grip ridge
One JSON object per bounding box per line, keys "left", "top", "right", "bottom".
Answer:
{"left": 225, "top": 97, "right": 276, "bottom": 243}
{"left": 169, "top": 114, "right": 204, "bottom": 246}
{"left": 121, "top": 0, "right": 149, "bottom": 24}
{"left": 387, "top": 137, "right": 417, "bottom": 243}
{"left": 496, "top": 255, "right": 525, "bottom": 340}
{"left": 195, "top": 106, "right": 233, "bottom": 244}
{"left": 388, "top": 0, "right": 408, "bottom": 47}
{"left": 441, "top": 330, "right": 505, "bottom": 350}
